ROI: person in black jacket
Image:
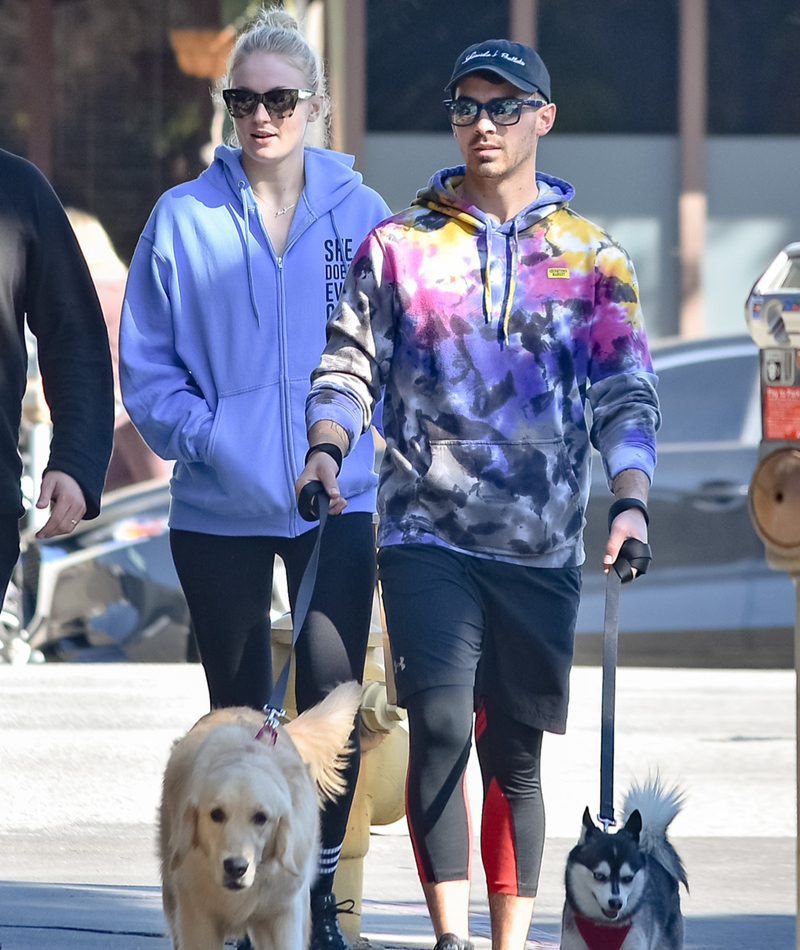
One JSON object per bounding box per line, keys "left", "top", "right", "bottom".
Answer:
{"left": 0, "top": 148, "right": 114, "bottom": 605}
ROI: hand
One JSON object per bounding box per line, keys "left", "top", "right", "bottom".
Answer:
{"left": 35, "top": 471, "right": 87, "bottom": 538}
{"left": 603, "top": 508, "right": 648, "bottom": 575}
{"left": 295, "top": 452, "right": 348, "bottom": 516}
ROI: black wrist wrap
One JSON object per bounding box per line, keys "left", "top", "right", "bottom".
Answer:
{"left": 608, "top": 496, "right": 649, "bottom": 533}
{"left": 305, "top": 442, "right": 343, "bottom": 475}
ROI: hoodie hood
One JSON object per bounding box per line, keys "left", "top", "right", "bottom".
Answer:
{"left": 198, "top": 144, "right": 366, "bottom": 325}
{"left": 412, "top": 166, "right": 575, "bottom": 341}
{"left": 413, "top": 165, "right": 574, "bottom": 232}
{"left": 208, "top": 143, "right": 365, "bottom": 217}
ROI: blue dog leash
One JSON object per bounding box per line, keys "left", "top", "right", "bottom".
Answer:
{"left": 599, "top": 538, "right": 652, "bottom": 830}
{"left": 256, "top": 480, "right": 329, "bottom": 743}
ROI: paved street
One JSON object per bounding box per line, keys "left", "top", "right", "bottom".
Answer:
{"left": 0, "top": 663, "right": 796, "bottom": 948}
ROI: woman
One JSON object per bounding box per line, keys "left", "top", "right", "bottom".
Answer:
{"left": 119, "top": 11, "right": 390, "bottom": 949}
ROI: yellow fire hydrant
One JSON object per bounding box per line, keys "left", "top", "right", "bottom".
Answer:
{"left": 271, "top": 605, "right": 409, "bottom": 945}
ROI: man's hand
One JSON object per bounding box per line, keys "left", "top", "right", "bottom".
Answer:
{"left": 603, "top": 468, "right": 650, "bottom": 575}
{"left": 296, "top": 421, "right": 350, "bottom": 516}
{"left": 35, "top": 471, "right": 87, "bottom": 538}
{"left": 295, "top": 451, "right": 348, "bottom": 516}
{"left": 604, "top": 508, "right": 648, "bottom": 574}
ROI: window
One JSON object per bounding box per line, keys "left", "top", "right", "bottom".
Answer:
{"left": 654, "top": 353, "right": 757, "bottom": 444}
{"left": 366, "top": 0, "right": 507, "bottom": 132}
{"left": 708, "top": 0, "right": 800, "bottom": 134}
{"left": 537, "top": 0, "right": 678, "bottom": 133}
{"left": 366, "top": 0, "right": 680, "bottom": 133}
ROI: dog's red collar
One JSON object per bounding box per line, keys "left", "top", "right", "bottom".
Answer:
{"left": 575, "top": 914, "right": 632, "bottom": 950}
{"left": 255, "top": 706, "right": 284, "bottom": 745}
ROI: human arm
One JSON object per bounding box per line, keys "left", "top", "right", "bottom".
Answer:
{"left": 118, "top": 230, "right": 213, "bottom": 464}
{"left": 25, "top": 169, "right": 114, "bottom": 520}
{"left": 298, "top": 230, "right": 396, "bottom": 512}
{"left": 604, "top": 467, "right": 650, "bottom": 574}
{"left": 586, "top": 243, "right": 660, "bottom": 572}
{"left": 295, "top": 420, "right": 351, "bottom": 516}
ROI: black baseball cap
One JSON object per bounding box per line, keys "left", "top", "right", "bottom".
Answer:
{"left": 445, "top": 39, "right": 551, "bottom": 101}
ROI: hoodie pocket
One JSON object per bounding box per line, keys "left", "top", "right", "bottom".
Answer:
{"left": 418, "top": 439, "right": 583, "bottom": 557}
{"left": 206, "top": 385, "right": 295, "bottom": 518}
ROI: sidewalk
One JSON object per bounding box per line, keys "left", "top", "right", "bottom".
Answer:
{"left": 0, "top": 664, "right": 795, "bottom": 948}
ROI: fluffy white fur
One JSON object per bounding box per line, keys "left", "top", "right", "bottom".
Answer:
{"left": 159, "top": 681, "right": 361, "bottom": 950}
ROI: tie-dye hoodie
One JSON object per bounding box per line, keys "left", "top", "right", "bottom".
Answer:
{"left": 306, "top": 166, "right": 660, "bottom": 567}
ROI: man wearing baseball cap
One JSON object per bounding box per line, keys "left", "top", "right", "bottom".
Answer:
{"left": 298, "top": 38, "right": 660, "bottom": 950}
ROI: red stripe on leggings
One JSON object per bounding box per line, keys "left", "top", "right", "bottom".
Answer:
{"left": 406, "top": 766, "right": 473, "bottom": 884}
{"left": 405, "top": 771, "right": 428, "bottom": 882}
{"left": 481, "top": 776, "right": 518, "bottom": 895}
{"left": 475, "top": 702, "right": 487, "bottom": 741}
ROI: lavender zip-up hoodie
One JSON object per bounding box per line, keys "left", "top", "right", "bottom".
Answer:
{"left": 306, "top": 166, "right": 660, "bottom": 567}
{"left": 120, "top": 144, "right": 390, "bottom": 536}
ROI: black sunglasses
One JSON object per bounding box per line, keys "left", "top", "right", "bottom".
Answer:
{"left": 222, "top": 87, "right": 314, "bottom": 119}
{"left": 444, "top": 96, "right": 547, "bottom": 127}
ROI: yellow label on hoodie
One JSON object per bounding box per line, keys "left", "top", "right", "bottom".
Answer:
{"left": 547, "top": 267, "right": 570, "bottom": 279}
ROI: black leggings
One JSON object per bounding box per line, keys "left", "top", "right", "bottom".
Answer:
{"left": 169, "top": 512, "right": 376, "bottom": 868}
{"left": 0, "top": 513, "right": 20, "bottom": 607}
{"left": 405, "top": 685, "right": 545, "bottom": 898}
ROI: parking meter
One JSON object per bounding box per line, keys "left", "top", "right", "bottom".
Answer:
{"left": 745, "top": 242, "right": 800, "bottom": 565}
{"left": 746, "top": 245, "right": 800, "bottom": 948}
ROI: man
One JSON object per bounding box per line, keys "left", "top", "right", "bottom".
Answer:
{"left": 296, "top": 40, "right": 660, "bottom": 950}
{"left": 0, "top": 149, "right": 114, "bottom": 606}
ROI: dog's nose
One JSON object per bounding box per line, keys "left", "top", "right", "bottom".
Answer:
{"left": 608, "top": 897, "right": 622, "bottom": 910}
{"left": 223, "top": 857, "right": 249, "bottom": 880}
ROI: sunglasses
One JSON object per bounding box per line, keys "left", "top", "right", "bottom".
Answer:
{"left": 444, "top": 96, "right": 547, "bottom": 127}
{"left": 222, "top": 87, "right": 315, "bottom": 119}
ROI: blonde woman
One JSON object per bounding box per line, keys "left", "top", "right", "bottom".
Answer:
{"left": 119, "top": 11, "right": 390, "bottom": 948}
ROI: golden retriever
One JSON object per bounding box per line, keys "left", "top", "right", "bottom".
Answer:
{"left": 159, "top": 681, "right": 361, "bottom": 950}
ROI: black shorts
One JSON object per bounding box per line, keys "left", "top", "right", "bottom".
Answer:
{"left": 378, "top": 543, "right": 582, "bottom": 734}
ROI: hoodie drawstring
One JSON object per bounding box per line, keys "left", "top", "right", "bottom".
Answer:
{"left": 481, "top": 226, "right": 493, "bottom": 330}
{"left": 238, "top": 180, "right": 263, "bottom": 326}
{"left": 482, "top": 221, "right": 519, "bottom": 344}
{"left": 501, "top": 223, "right": 519, "bottom": 343}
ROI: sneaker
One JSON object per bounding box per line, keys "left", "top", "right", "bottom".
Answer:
{"left": 309, "top": 892, "right": 355, "bottom": 950}
{"left": 433, "top": 934, "right": 474, "bottom": 950}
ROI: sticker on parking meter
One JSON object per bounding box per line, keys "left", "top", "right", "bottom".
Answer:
{"left": 764, "top": 386, "right": 800, "bottom": 439}
{"left": 763, "top": 348, "right": 795, "bottom": 385}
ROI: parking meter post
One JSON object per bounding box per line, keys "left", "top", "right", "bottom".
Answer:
{"left": 745, "top": 243, "right": 800, "bottom": 947}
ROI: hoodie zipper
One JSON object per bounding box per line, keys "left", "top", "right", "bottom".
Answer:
{"left": 273, "top": 254, "right": 300, "bottom": 525}
{"left": 249, "top": 192, "right": 320, "bottom": 534}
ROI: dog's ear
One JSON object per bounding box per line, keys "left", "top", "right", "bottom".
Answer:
{"left": 269, "top": 815, "right": 304, "bottom": 877}
{"left": 579, "top": 806, "right": 598, "bottom": 842}
{"left": 622, "top": 808, "right": 642, "bottom": 843}
{"left": 169, "top": 802, "right": 200, "bottom": 871}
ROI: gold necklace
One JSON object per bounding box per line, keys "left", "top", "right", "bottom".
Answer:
{"left": 254, "top": 191, "right": 299, "bottom": 218}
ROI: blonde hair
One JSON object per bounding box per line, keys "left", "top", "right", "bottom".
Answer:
{"left": 217, "top": 7, "right": 328, "bottom": 146}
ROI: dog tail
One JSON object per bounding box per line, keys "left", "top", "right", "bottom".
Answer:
{"left": 285, "top": 680, "right": 362, "bottom": 804}
{"left": 621, "top": 775, "right": 688, "bottom": 889}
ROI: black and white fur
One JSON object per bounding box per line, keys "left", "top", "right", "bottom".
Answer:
{"left": 560, "top": 778, "right": 687, "bottom": 950}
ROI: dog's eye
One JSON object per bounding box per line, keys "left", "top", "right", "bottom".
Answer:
{"left": 210, "top": 808, "right": 226, "bottom": 823}
{"left": 252, "top": 811, "right": 268, "bottom": 826}
{"left": 593, "top": 871, "right": 608, "bottom": 882}
{"left": 621, "top": 874, "right": 634, "bottom": 884}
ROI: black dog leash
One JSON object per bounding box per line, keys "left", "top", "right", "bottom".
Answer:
{"left": 599, "top": 537, "right": 652, "bottom": 830}
{"left": 255, "top": 480, "right": 328, "bottom": 743}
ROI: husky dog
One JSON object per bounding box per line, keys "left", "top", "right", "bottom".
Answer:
{"left": 560, "top": 779, "right": 687, "bottom": 950}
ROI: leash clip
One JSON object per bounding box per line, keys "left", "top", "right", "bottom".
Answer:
{"left": 255, "top": 706, "right": 285, "bottom": 745}
{"left": 598, "top": 814, "right": 617, "bottom": 833}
